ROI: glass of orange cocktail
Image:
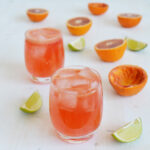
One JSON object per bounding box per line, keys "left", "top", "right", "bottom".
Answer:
{"left": 25, "top": 28, "right": 64, "bottom": 83}
{"left": 49, "top": 66, "right": 103, "bottom": 143}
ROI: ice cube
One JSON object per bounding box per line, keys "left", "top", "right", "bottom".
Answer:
{"left": 59, "top": 90, "right": 78, "bottom": 110}
{"left": 79, "top": 67, "right": 97, "bottom": 81}
{"left": 58, "top": 69, "right": 77, "bottom": 78}
{"left": 71, "top": 77, "right": 90, "bottom": 88}
{"left": 55, "top": 78, "right": 72, "bottom": 89}
{"left": 90, "top": 81, "right": 98, "bottom": 89}
{"left": 82, "top": 96, "right": 96, "bottom": 112}
{"left": 31, "top": 46, "right": 46, "bottom": 58}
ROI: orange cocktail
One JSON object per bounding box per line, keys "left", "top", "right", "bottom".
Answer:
{"left": 25, "top": 28, "right": 64, "bottom": 83}
{"left": 49, "top": 67, "right": 103, "bottom": 143}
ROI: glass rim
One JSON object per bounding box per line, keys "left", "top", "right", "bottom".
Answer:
{"left": 50, "top": 65, "right": 102, "bottom": 96}
{"left": 25, "top": 27, "right": 62, "bottom": 44}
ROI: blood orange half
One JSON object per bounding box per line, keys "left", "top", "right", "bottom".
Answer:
{"left": 95, "top": 39, "right": 127, "bottom": 62}
{"left": 66, "top": 17, "right": 92, "bottom": 36}
{"left": 118, "top": 13, "right": 142, "bottom": 28}
{"left": 88, "top": 3, "right": 109, "bottom": 15}
{"left": 27, "top": 8, "right": 48, "bottom": 22}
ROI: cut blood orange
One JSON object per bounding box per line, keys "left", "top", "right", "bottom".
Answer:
{"left": 88, "top": 3, "right": 109, "bottom": 15}
{"left": 66, "top": 17, "right": 92, "bottom": 36}
{"left": 95, "top": 39, "right": 127, "bottom": 62}
{"left": 118, "top": 13, "right": 142, "bottom": 28}
{"left": 27, "top": 8, "right": 48, "bottom": 22}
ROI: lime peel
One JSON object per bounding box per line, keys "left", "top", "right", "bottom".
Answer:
{"left": 68, "top": 37, "right": 85, "bottom": 51}
{"left": 112, "top": 117, "right": 142, "bottom": 143}
{"left": 20, "top": 91, "right": 42, "bottom": 113}
{"left": 127, "top": 38, "right": 147, "bottom": 51}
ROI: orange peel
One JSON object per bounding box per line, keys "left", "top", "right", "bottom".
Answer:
{"left": 109, "top": 65, "right": 148, "bottom": 96}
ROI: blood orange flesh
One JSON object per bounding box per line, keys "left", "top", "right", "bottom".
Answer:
{"left": 27, "top": 8, "right": 48, "bottom": 14}
{"left": 96, "top": 39, "right": 124, "bottom": 49}
{"left": 68, "top": 17, "right": 90, "bottom": 26}
{"left": 89, "top": 3, "right": 108, "bottom": 8}
{"left": 119, "top": 13, "right": 141, "bottom": 18}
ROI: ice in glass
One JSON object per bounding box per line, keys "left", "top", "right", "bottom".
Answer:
{"left": 49, "top": 66, "right": 103, "bottom": 143}
{"left": 25, "top": 28, "right": 64, "bottom": 83}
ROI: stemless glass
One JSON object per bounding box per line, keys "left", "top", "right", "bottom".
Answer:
{"left": 25, "top": 28, "right": 64, "bottom": 83}
{"left": 49, "top": 66, "right": 103, "bottom": 143}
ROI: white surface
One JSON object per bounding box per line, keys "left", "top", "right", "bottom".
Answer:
{"left": 0, "top": 0, "right": 150, "bottom": 149}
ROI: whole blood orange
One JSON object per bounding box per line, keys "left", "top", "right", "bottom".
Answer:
{"left": 109, "top": 65, "right": 148, "bottom": 96}
{"left": 95, "top": 39, "right": 127, "bottom": 62}
{"left": 118, "top": 13, "right": 142, "bottom": 28}
{"left": 27, "top": 8, "right": 48, "bottom": 22}
{"left": 66, "top": 17, "right": 92, "bottom": 36}
{"left": 88, "top": 3, "right": 109, "bottom": 15}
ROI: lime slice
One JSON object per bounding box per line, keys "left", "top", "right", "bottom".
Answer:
{"left": 127, "top": 38, "right": 147, "bottom": 51}
{"left": 112, "top": 117, "right": 142, "bottom": 143}
{"left": 20, "top": 91, "right": 42, "bottom": 113}
{"left": 68, "top": 37, "right": 85, "bottom": 51}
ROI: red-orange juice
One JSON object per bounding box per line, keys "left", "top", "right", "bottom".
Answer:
{"left": 25, "top": 28, "right": 64, "bottom": 83}
{"left": 49, "top": 67, "right": 103, "bottom": 143}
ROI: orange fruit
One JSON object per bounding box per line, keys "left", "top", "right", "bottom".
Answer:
{"left": 88, "top": 3, "right": 109, "bottom": 15}
{"left": 27, "top": 8, "right": 48, "bottom": 22}
{"left": 109, "top": 65, "right": 148, "bottom": 96}
{"left": 94, "top": 39, "right": 127, "bottom": 62}
{"left": 118, "top": 13, "right": 142, "bottom": 28}
{"left": 66, "top": 17, "right": 92, "bottom": 36}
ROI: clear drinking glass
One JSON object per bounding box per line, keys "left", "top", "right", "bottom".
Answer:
{"left": 25, "top": 28, "right": 64, "bottom": 83}
{"left": 49, "top": 66, "right": 103, "bottom": 143}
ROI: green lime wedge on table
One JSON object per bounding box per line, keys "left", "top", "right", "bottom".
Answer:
{"left": 68, "top": 37, "right": 85, "bottom": 51}
{"left": 112, "top": 117, "right": 142, "bottom": 143}
{"left": 127, "top": 38, "right": 147, "bottom": 51}
{"left": 20, "top": 91, "right": 42, "bottom": 113}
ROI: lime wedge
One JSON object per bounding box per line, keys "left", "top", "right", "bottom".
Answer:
{"left": 127, "top": 38, "right": 147, "bottom": 51}
{"left": 20, "top": 91, "right": 42, "bottom": 113}
{"left": 68, "top": 37, "right": 85, "bottom": 51}
{"left": 112, "top": 117, "right": 142, "bottom": 143}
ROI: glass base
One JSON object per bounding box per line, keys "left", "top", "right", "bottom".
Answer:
{"left": 56, "top": 131, "right": 94, "bottom": 143}
{"left": 31, "top": 76, "right": 51, "bottom": 84}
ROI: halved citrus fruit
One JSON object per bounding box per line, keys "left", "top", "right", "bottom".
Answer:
{"left": 66, "top": 17, "right": 92, "bottom": 36}
{"left": 109, "top": 65, "right": 148, "bottom": 96}
{"left": 118, "top": 13, "right": 142, "bottom": 28}
{"left": 27, "top": 8, "right": 48, "bottom": 22}
{"left": 95, "top": 39, "right": 127, "bottom": 62}
{"left": 88, "top": 3, "right": 109, "bottom": 15}
{"left": 112, "top": 117, "right": 142, "bottom": 143}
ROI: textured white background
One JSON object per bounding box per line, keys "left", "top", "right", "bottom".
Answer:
{"left": 0, "top": 0, "right": 150, "bottom": 149}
